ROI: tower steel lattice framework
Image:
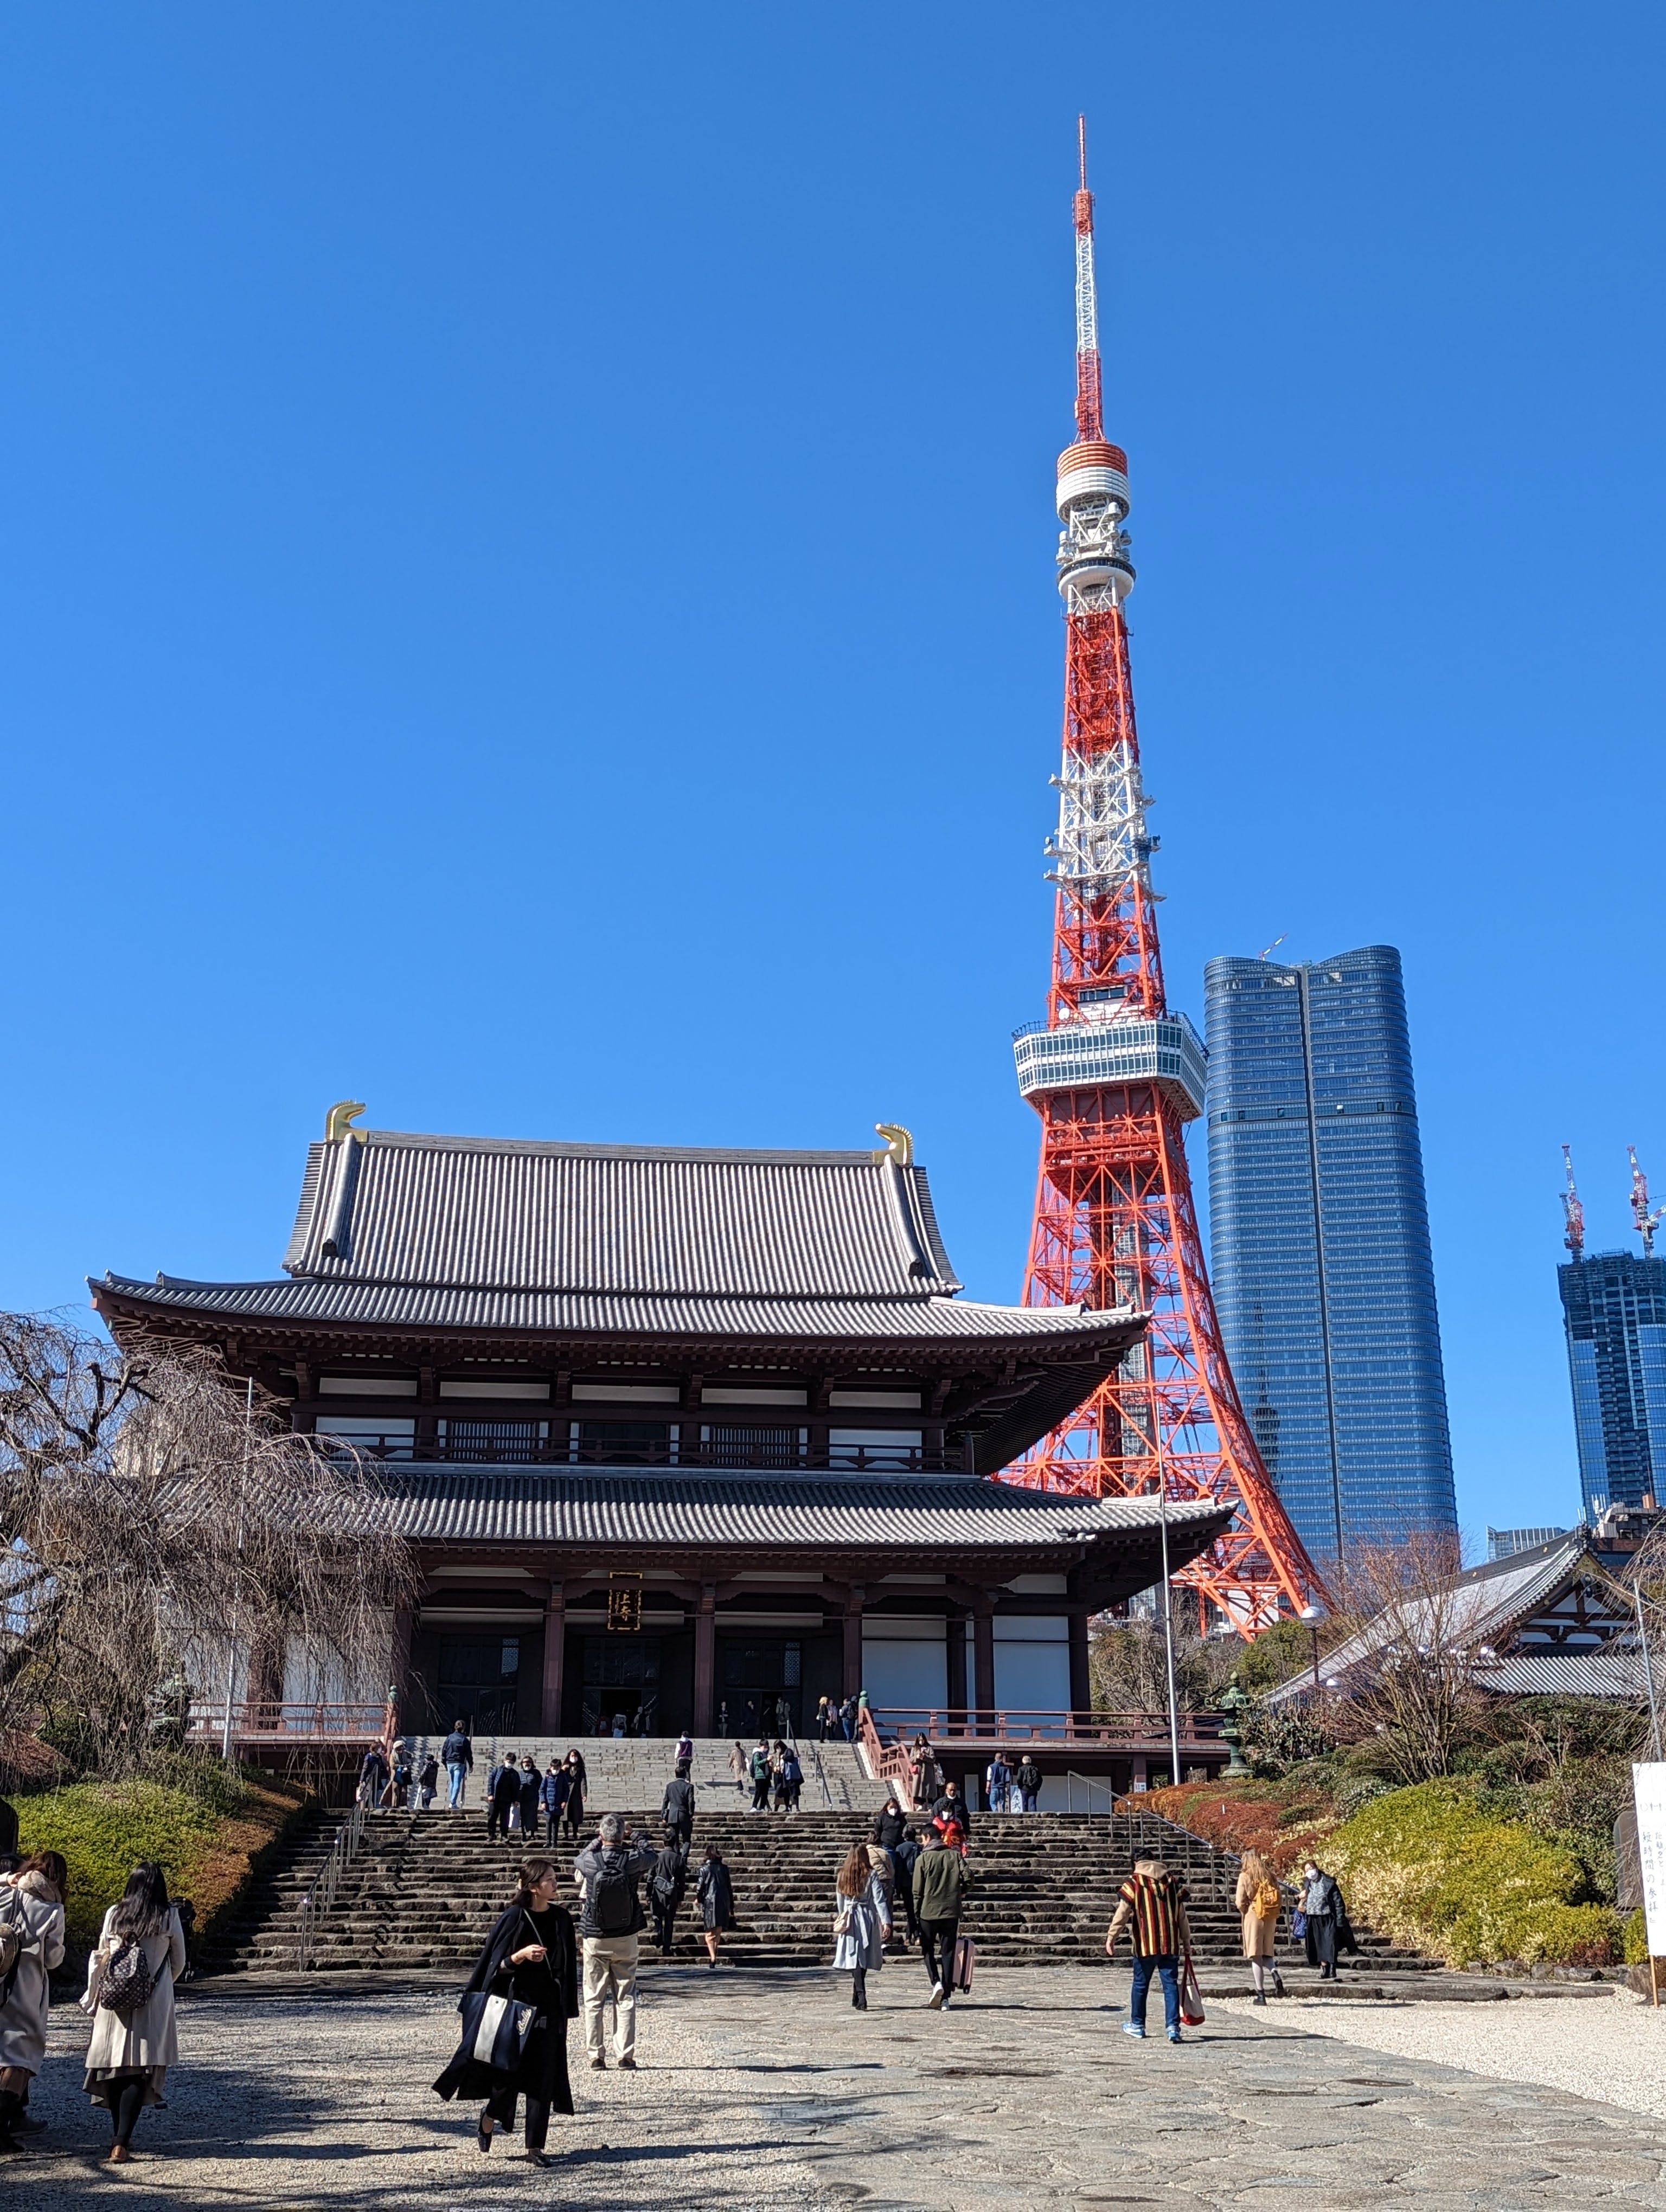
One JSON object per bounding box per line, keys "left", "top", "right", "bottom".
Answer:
{"left": 1002, "top": 123, "right": 1328, "bottom": 1631}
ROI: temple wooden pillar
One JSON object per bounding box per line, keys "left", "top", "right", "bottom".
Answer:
{"left": 972, "top": 1597, "right": 996, "bottom": 1735}
{"left": 842, "top": 1583, "right": 866, "bottom": 1699}
{"left": 1068, "top": 1608, "right": 1090, "bottom": 1719}
{"left": 694, "top": 1581, "right": 717, "bottom": 1734}
{"left": 946, "top": 1606, "right": 967, "bottom": 1716}
{"left": 542, "top": 1581, "right": 566, "bottom": 1732}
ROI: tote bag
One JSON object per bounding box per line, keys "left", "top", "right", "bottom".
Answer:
{"left": 458, "top": 1982, "right": 539, "bottom": 2074}
{"left": 1178, "top": 1950, "right": 1206, "bottom": 2028}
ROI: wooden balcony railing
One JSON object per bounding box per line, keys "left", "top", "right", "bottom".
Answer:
{"left": 185, "top": 1700, "right": 394, "bottom": 1745}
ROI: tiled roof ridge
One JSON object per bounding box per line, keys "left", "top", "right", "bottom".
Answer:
{"left": 350, "top": 1129, "right": 900, "bottom": 1165}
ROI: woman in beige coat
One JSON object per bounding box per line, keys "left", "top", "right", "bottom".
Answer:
{"left": 81, "top": 1862, "right": 187, "bottom": 2164}
{"left": 0, "top": 1854, "right": 68, "bottom": 2153}
{"left": 1233, "top": 1848, "right": 1285, "bottom": 2005}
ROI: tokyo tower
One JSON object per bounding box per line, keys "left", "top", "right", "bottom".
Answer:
{"left": 1004, "top": 122, "right": 1328, "bottom": 1630}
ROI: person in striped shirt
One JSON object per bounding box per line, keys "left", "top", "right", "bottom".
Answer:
{"left": 1105, "top": 1857, "right": 1191, "bottom": 2043}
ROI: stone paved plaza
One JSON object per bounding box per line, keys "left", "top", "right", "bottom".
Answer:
{"left": 8, "top": 1966, "right": 1666, "bottom": 2209}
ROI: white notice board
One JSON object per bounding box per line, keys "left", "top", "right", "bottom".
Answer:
{"left": 1633, "top": 1764, "right": 1666, "bottom": 1957}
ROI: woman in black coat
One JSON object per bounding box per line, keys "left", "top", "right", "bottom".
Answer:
{"left": 696, "top": 1843, "right": 736, "bottom": 1969}
{"left": 433, "top": 1855, "right": 579, "bottom": 2167}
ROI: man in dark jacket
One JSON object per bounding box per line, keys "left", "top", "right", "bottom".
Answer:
{"left": 913, "top": 1827, "right": 966, "bottom": 2008}
{"left": 573, "top": 1814, "right": 657, "bottom": 2070}
{"left": 649, "top": 1831, "right": 688, "bottom": 1953}
{"left": 441, "top": 1721, "right": 473, "bottom": 1810}
{"left": 541, "top": 1760, "right": 569, "bottom": 1844}
{"left": 487, "top": 1752, "right": 521, "bottom": 1842}
{"left": 932, "top": 1780, "right": 972, "bottom": 1837}
{"left": 661, "top": 1761, "right": 696, "bottom": 1848}
{"left": 1014, "top": 1754, "right": 1043, "bottom": 1814}
{"left": 357, "top": 1745, "right": 389, "bottom": 1807}
{"left": 892, "top": 1823, "right": 922, "bottom": 1944}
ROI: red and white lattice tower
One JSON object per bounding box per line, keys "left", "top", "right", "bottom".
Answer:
{"left": 1001, "top": 122, "right": 1328, "bottom": 1630}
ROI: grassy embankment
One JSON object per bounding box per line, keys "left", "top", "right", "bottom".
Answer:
{"left": 15, "top": 1762, "right": 306, "bottom": 1961}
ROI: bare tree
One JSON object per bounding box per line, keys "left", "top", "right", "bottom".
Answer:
{"left": 0, "top": 1311, "right": 416, "bottom": 1773}
{"left": 1321, "top": 1532, "right": 1489, "bottom": 1785}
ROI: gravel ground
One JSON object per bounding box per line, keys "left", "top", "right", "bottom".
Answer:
{"left": 8, "top": 1968, "right": 1666, "bottom": 2209}
{"left": 1214, "top": 1990, "right": 1666, "bottom": 2123}
{"left": 2, "top": 1982, "right": 842, "bottom": 2210}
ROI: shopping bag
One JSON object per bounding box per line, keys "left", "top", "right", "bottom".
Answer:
{"left": 952, "top": 1935, "right": 977, "bottom": 1992}
{"left": 1178, "top": 1950, "right": 1206, "bottom": 2027}
{"left": 459, "top": 1983, "right": 539, "bottom": 2072}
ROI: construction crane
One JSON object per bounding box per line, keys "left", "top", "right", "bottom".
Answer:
{"left": 1560, "top": 1144, "right": 1584, "bottom": 1258}
{"left": 1630, "top": 1146, "right": 1663, "bottom": 1259}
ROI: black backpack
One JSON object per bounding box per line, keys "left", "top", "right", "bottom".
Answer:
{"left": 592, "top": 1849, "right": 637, "bottom": 1936}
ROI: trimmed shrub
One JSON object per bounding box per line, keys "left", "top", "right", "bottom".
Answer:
{"left": 1325, "top": 1780, "right": 1622, "bottom": 1967}
{"left": 1624, "top": 1909, "right": 1650, "bottom": 1965}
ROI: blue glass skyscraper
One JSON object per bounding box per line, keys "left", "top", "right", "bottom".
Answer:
{"left": 1202, "top": 946, "right": 1456, "bottom": 1564}
{"left": 1558, "top": 1250, "right": 1666, "bottom": 1519}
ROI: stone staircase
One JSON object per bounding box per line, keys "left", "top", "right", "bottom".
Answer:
{"left": 202, "top": 1798, "right": 1442, "bottom": 1983}
{"left": 394, "top": 1733, "right": 888, "bottom": 1815}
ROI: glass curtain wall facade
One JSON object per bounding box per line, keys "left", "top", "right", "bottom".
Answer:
{"left": 1558, "top": 1252, "right": 1666, "bottom": 1519}
{"left": 1203, "top": 946, "right": 1456, "bottom": 1565}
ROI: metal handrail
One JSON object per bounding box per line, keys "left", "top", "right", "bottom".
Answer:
{"left": 296, "top": 1799, "right": 368, "bottom": 1970}
{"left": 785, "top": 1710, "right": 833, "bottom": 1809}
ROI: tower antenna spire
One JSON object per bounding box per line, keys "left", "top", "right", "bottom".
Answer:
{"left": 1630, "top": 1146, "right": 1663, "bottom": 1259}
{"left": 1561, "top": 1143, "right": 1585, "bottom": 1258}
{"left": 1005, "top": 125, "right": 1327, "bottom": 1632}
{"left": 1072, "top": 113, "right": 1103, "bottom": 442}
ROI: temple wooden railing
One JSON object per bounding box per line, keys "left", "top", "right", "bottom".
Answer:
{"left": 869, "top": 1705, "right": 1227, "bottom": 1747}
{"left": 186, "top": 1700, "right": 395, "bottom": 1746}
{"left": 314, "top": 1434, "right": 966, "bottom": 1475}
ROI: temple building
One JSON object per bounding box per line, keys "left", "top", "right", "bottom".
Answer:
{"left": 94, "top": 1110, "right": 1230, "bottom": 1757}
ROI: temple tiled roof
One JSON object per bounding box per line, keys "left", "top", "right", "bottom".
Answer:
{"left": 97, "top": 1271, "right": 1131, "bottom": 1346}
{"left": 367, "top": 1463, "right": 1231, "bottom": 1557}
{"left": 95, "top": 1125, "right": 1145, "bottom": 1358}
{"left": 281, "top": 1131, "right": 963, "bottom": 1297}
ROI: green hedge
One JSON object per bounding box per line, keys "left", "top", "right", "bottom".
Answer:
{"left": 1325, "top": 1780, "right": 1621, "bottom": 1967}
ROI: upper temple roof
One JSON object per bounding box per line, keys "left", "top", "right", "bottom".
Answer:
{"left": 279, "top": 1130, "right": 964, "bottom": 1300}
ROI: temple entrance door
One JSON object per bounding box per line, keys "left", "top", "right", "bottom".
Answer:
{"left": 718, "top": 1635, "right": 802, "bottom": 1740}
{"left": 580, "top": 1635, "right": 663, "bottom": 1735}
{"left": 435, "top": 1632, "right": 523, "bottom": 1737}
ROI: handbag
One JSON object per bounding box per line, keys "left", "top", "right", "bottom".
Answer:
{"left": 1291, "top": 1907, "right": 1308, "bottom": 1940}
{"left": 952, "top": 1935, "right": 976, "bottom": 1992}
{"left": 458, "top": 1911, "right": 545, "bottom": 2074}
{"left": 1178, "top": 1949, "right": 1206, "bottom": 2028}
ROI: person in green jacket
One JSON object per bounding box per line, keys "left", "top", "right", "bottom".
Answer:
{"left": 912, "top": 1826, "right": 966, "bottom": 2009}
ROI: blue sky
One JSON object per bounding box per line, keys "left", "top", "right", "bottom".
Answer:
{"left": 2, "top": 7, "right": 1660, "bottom": 1550}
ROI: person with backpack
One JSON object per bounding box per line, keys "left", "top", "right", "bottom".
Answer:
{"left": 890, "top": 1821, "right": 921, "bottom": 1944}
{"left": 441, "top": 1720, "right": 474, "bottom": 1809}
{"left": 0, "top": 1853, "right": 67, "bottom": 2154}
{"left": 780, "top": 1743, "right": 803, "bottom": 1811}
{"left": 661, "top": 1759, "right": 696, "bottom": 1849}
{"left": 696, "top": 1844, "right": 736, "bottom": 1967}
{"left": 747, "top": 1740, "right": 772, "bottom": 1812}
{"left": 1014, "top": 1754, "right": 1043, "bottom": 1814}
{"left": 415, "top": 1752, "right": 440, "bottom": 1811}
{"left": 649, "top": 1833, "right": 688, "bottom": 1955}
{"left": 1234, "top": 1849, "right": 1286, "bottom": 2004}
{"left": 912, "top": 1825, "right": 965, "bottom": 2009}
{"left": 433, "top": 1852, "right": 578, "bottom": 2169}
{"left": 356, "top": 1742, "right": 389, "bottom": 1808}
{"left": 1106, "top": 1854, "right": 1191, "bottom": 2044}
{"left": 572, "top": 1814, "right": 656, "bottom": 2070}
{"left": 831, "top": 1843, "right": 890, "bottom": 2011}
{"left": 81, "top": 1862, "right": 187, "bottom": 2164}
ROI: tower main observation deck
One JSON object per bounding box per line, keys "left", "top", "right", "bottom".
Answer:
{"left": 1002, "top": 123, "right": 1327, "bottom": 1632}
